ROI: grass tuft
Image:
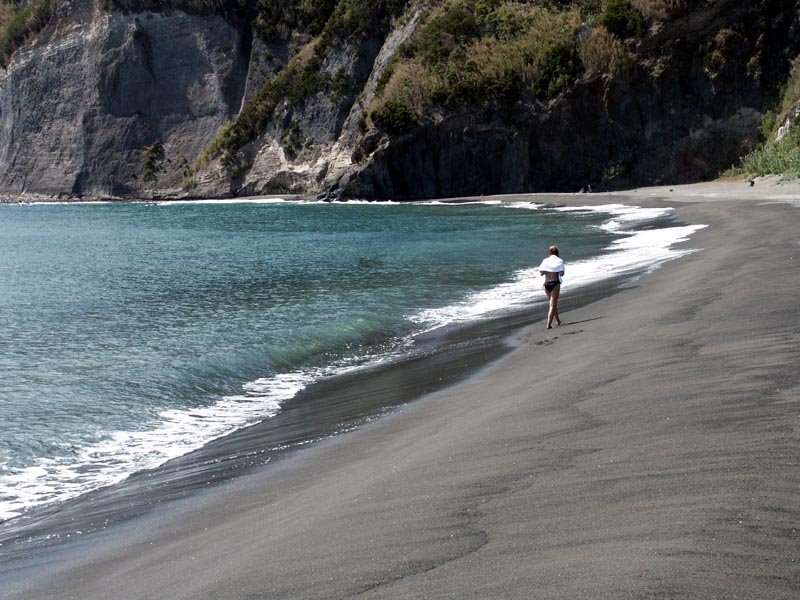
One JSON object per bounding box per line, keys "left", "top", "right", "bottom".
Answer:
{"left": 738, "top": 123, "right": 800, "bottom": 178}
{"left": 631, "top": 0, "right": 686, "bottom": 22}
{"left": 732, "top": 58, "right": 800, "bottom": 178}
{"left": 580, "top": 25, "right": 634, "bottom": 76}
{"left": 600, "top": 0, "right": 645, "bottom": 39}
{"left": 0, "top": 0, "right": 52, "bottom": 67}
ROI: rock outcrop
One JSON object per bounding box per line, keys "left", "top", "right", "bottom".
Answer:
{"left": 0, "top": 1, "right": 247, "bottom": 198}
{"left": 338, "top": 0, "right": 800, "bottom": 198}
{"left": 0, "top": 0, "right": 799, "bottom": 200}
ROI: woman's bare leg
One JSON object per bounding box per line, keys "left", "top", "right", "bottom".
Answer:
{"left": 552, "top": 285, "right": 561, "bottom": 326}
{"left": 547, "top": 285, "right": 561, "bottom": 328}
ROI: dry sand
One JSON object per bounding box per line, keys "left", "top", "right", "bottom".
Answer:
{"left": 3, "top": 179, "right": 799, "bottom": 599}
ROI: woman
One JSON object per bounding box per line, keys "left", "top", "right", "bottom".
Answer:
{"left": 538, "top": 245, "right": 564, "bottom": 329}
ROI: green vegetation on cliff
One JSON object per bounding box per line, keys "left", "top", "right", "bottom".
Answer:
{"left": 736, "top": 58, "right": 800, "bottom": 178}
{"left": 2, "top": 0, "right": 798, "bottom": 199}
{"left": 103, "top": 0, "right": 247, "bottom": 21}
{"left": 376, "top": 0, "right": 586, "bottom": 111}
{"left": 601, "top": 0, "right": 645, "bottom": 38}
{"left": 185, "top": 0, "right": 407, "bottom": 183}
{"left": 254, "top": 0, "right": 339, "bottom": 38}
{"left": 191, "top": 40, "right": 326, "bottom": 177}
{"left": 368, "top": 0, "right": 653, "bottom": 129}
{"left": 188, "top": 0, "right": 661, "bottom": 181}
{"left": 740, "top": 124, "right": 800, "bottom": 178}
{"left": 0, "top": 0, "right": 51, "bottom": 67}
{"left": 175, "top": 0, "right": 800, "bottom": 188}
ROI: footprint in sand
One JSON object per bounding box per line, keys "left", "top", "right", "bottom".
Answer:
{"left": 534, "top": 329, "right": 585, "bottom": 345}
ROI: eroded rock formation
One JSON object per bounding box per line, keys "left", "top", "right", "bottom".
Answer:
{"left": 0, "top": 0, "right": 798, "bottom": 201}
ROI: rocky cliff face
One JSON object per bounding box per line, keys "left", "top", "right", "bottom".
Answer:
{"left": 1, "top": 0, "right": 799, "bottom": 200}
{"left": 0, "top": 0, "right": 247, "bottom": 198}
{"left": 341, "top": 0, "right": 800, "bottom": 199}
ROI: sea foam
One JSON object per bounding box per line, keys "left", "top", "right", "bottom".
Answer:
{"left": 410, "top": 203, "right": 706, "bottom": 330}
{"left": 0, "top": 372, "right": 311, "bottom": 521}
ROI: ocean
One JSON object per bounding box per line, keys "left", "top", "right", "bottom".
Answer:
{"left": 0, "top": 197, "right": 704, "bottom": 553}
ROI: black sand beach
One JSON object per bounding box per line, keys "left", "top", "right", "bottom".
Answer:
{"left": 2, "top": 182, "right": 799, "bottom": 599}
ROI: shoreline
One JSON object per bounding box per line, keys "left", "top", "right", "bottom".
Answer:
{"left": 0, "top": 195, "right": 688, "bottom": 540}
{"left": 3, "top": 183, "right": 799, "bottom": 599}
{"left": 2, "top": 173, "right": 799, "bottom": 206}
{"left": 0, "top": 208, "right": 656, "bottom": 559}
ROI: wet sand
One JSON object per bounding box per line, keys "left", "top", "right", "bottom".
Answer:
{"left": 3, "top": 180, "right": 799, "bottom": 599}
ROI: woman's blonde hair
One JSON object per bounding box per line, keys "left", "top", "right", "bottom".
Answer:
{"left": 548, "top": 245, "right": 559, "bottom": 256}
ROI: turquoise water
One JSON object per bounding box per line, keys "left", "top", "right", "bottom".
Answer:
{"left": 0, "top": 199, "right": 700, "bottom": 521}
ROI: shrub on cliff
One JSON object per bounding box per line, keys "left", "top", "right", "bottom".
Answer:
{"left": 532, "top": 41, "right": 584, "bottom": 98}
{"left": 580, "top": 25, "right": 635, "bottom": 76}
{"left": 412, "top": 4, "right": 481, "bottom": 67}
{"left": 370, "top": 99, "right": 416, "bottom": 134}
{"left": 631, "top": 0, "right": 687, "bottom": 22}
{"left": 103, "top": 0, "right": 248, "bottom": 23}
{"left": 254, "top": 0, "right": 338, "bottom": 38}
{"left": 143, "top": 141, "right": 165, "bottom": 181}
{"left": 736, "top": 58, "right": 800, "bottom": 179}
{"left": 374, "top": 0, "right": 585, "bottom": 116}
{"left": 0, "top": 0, "right": 52, "bottom": 67}
{"left": 739, "top": 122, "right": 800, "bottom": 178}
{"left": 601, "top": 0, "right": 645, "bottom": 39}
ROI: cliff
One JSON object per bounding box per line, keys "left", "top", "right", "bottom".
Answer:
{"left": 0, "top": 0, "right": 798, "bottom": 201}
{"left": 0, "top": 1, "right": 248, "bottom": 198}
